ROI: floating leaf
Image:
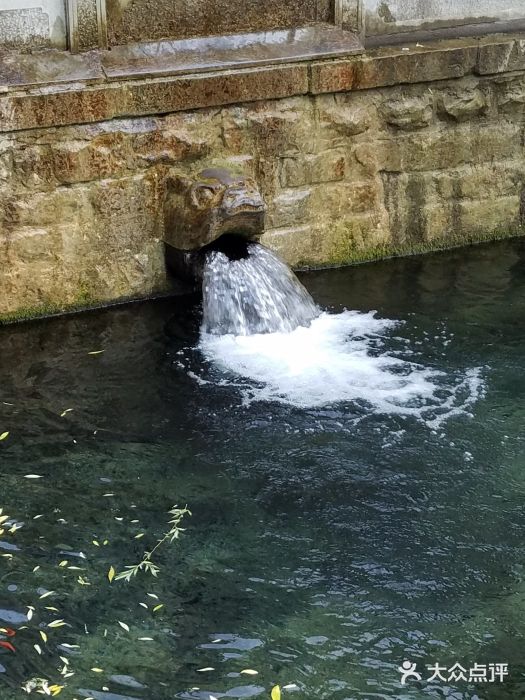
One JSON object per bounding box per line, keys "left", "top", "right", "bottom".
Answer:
{"left": 0, "top": 432, "right": 9, "bottom": 441}
{"left": 60, "top": 409, "right": 73, "bottom": 417}
{"left": 153, "top": 604, "right": 164, "bottom": 613}
{"left": 118, "top": 621, "right": 130, "bottom": 632}
{"left": 92, "top": 540, "right": 100, "bottom": 547}
{"left": 91, "top": 668, "right": 104, "bottom": 673}
{"left": 48, "top": 619, "right": 66, "bottom": 628}
{"left": 196, "top": 667, "right": 215, "bottom": 672}
{"left": 271, "top": 686, "right": 281, "bottom": 700}
{"left": 108, "top": 566, "right": 115, "bottom": 583}
{"left": 49, "top": 685, "right": 64, "bottom": 696}
{"left": 0, "top": 516, "right": 8, "bottom": 525}
{"left": 138, "top": 637, "right": 153, "bottom": 641}
{"left": 24, "top": 474, "right": 43, "bottom": 479}
{"left": 33, "top": 644, "right": 42, "bottom": 655}
{"left": 88, "top": 350, "right": 105, "bottom": 355}
{"left": 26, "top": 607, "right": 34, "bottom": 621}
{"left": 59, "top": 560, "right": 68, "bottom": 567}
{"left": 39, "top": 631, "right": 48, "bottom": 643}
{"left": 241, "top": 669, "right": 259, "bottom": 676}
{"left": 0, "top": 641, "right": 15, "bottom": 652}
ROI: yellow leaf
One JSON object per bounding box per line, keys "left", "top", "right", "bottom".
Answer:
{"left": 92, "top": 540, "right": 100, "bottom": 547}
{"left": 271, "top": 686, "right": 281, "bottom": 700}
{"left": 108, "top": 566, "right": 115, "bottom": 583}
{"left": 240, "top": 669, "right": 259, "bottom": 675}
{"left": 91, "top": 668, "right": 104, "bottom": 673}
{"left": 39, "top": 630, "right": 48, "bottom": 643}
{"left": 153, "top": 604, "right": 164, "bottom": 612}
{"left": 59, "top": 560, "right": 68, "bottom": 567}
{"left": 0, "top": 516, "right": 9, "bottom": 524}
{"left": 49, "top": 685, "right": 64, "bottom": 696}
{"left": 48, "top": 619, "right": 66, "bottom": 628}
{"left": 0, "top": 432, "right": 9, "bottom": 441}
{"left": 39, "top": 590, "right": 55, "bottom": 599}
{"left": 60, "top": 409, "right": 73, "bottom": 417}
{"left": 88, "top": 350, "right": 105, "bottom": 355}
{"left": 134, "top": 533, "right": 145, "bottom": 539}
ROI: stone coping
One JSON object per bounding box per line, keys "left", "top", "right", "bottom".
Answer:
{"left": 1, "top": 29, "right": 525, "bottom": 133}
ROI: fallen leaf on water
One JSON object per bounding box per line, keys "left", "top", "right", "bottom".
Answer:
{"left": 60, "top": 409, "right": 74, "bottom": 417}
{"left": 32, "top": 566, "right": 41, "bottom": 573}
{"left": 153, "top": 604, "right": 164, "bottom": 612}
{"left": 48, "top": 619, "right": 66, "bottom": 628}
{"left": 59, "top": 560, "right": 68, "bottom": 567}
{"left": 33, "top": 644, "right": 42, "bottom": 655}
{"left": 45, "top": 607, "right": 59, "bottom": 612}
{"left": 108, "top": 566, "right": 115, "bottom": 583}
{"left": 91, "top": 668, "right": 104, "bottom": 673}
{"left": 88, "top": 351, "right": 105, "bottom": 355}
{"left": 39, "top": 631, "right": 48, "bottom": 643}
{"left": 49, "top": 685, "right": 64, "bottom": 696}
{"left": 39, "top": 590, "right": 55, "bottom": 599}
{"left": 240, "top": 669, "right": 259, "bottom": 676}
{"left": 0, "top": 432, "right": 9, "bottom": 441}
{"left": 138, "top": 637, "right": 153, "bottom": 641}
{"left": 0, "top": 641, "right": 15, "bottom": 652}
{"left": 118, "top": 621, "right": 130, "bottom": 632}
{"left": 24, "top": 474, "right": 43, "bottom": 479}
{"left": 196, "top": 667, "right": 215, "bottom": 672}
{"left": 26, "top": 607, "right": 34, "bottom": 621}
{"left": 0, "top": 515, "right": 8, "bottom": 525}
{"left": 271, "top": 686, "right": 281, "bottom": 700}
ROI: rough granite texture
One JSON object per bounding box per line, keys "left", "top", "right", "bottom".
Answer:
{"left": 2, "top": 38, "right": 525, "bottom": 320}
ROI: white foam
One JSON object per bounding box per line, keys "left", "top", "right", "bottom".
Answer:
{"left": 197, "top": 311, "right": 484, "bottom": 422}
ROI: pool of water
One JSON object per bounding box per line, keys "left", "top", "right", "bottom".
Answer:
{"left": 0, "top": 239, "right": 524, "bottom": 699}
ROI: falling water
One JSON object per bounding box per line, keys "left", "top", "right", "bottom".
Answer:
{"left": 198, "top": 240, "right": 483, "bottom": 420}
{"left": 201, "top": 242, "right": 319, "bottom": 336}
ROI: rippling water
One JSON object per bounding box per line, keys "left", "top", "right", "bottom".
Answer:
{"left": 0, "top": 239, "right": 525, "bottom": 699}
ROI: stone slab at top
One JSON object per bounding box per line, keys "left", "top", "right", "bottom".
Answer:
{"left": 2, "top": 31, "right": 525, "bottom": 133}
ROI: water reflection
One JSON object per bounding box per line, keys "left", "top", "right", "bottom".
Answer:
{"left": 0, "top": 239, "right": 524, "bottom": 698}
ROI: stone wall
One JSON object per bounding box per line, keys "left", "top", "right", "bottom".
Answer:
{"left": 0, "top": 0, "right": 67, "bottom": 49}
{"left": 364, "top": 1, "right": 525, "bottom": 37}
{"left": 2, "top": 56, "right": 525, "bottom": 320}
{"left": 107, "top": 0, "right": 334, "bottom": 45}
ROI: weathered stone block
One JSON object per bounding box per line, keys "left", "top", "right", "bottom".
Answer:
{"left": 311, "top": 46, "right": 478, "bottom": 94}
{"left": 438, "top": 87, "right": 488, "bottom": 121}
{"left": 267, "top": 189, "right": 311, "bottom": 228}
{"left": 377, "top": 123, "right": 521, "bottom": 173}
{"left": 280, "top": 151, "right": 346, "bottom": 188}
{"left": 382, "top": 95, "right": 434, "bottom": 130}
{"left": 477, "top": 39, "right": 525, "bottom": 76}
{"left": 433, "top": 163, "right": 525, "bottom": 201}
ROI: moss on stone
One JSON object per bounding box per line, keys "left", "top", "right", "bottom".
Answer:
{"left": 295, "top": 225, "right": 525, "bottom": 270}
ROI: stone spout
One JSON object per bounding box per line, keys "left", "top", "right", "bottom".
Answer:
{"left": 163, "top": 167, "right": 266, "bottom": 282}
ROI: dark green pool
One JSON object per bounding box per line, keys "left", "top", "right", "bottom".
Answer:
{"left": 0, "top": 239, "right": 524, "bottom": 699}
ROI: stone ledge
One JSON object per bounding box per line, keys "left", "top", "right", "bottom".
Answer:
{"left": 2, "top": 31, "right": 525, "bottom": 133}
